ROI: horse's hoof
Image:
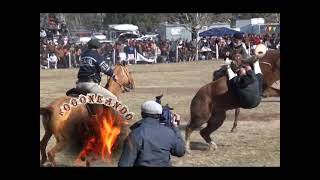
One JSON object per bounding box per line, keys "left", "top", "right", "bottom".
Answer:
{"left": 74, "top": 158, "right": 87, "bottom": 167}
{"left": 42, "top": 161, "right": 54, "bottom": 167}
{"left": 86, "top": 160, "right": 91, "bottom": 167}
{"left": 208, "top": 142, "right": 218, "bottom": 151}
{"left": 230, "top": 128, "right": 237, "bottom": 133}
{"left": 186, "top": 148, "right": 192, "bottom": 154}
{"left": 40, "top": 159, "right": 47, "bottom": 166}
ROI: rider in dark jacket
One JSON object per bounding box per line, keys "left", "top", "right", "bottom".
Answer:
{"left": 76, "top": 39, "right": 117, "bottom": 99}
{"left": 225, "top": 59, "right": 263, "bottom": 109}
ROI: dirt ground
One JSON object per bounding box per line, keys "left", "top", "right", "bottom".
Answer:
{"left": 40, "top": 60, "right": 280, "bottom": 167}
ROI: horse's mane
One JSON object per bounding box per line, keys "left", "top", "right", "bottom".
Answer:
{"left": 104, "top": 63, "right": 127, "bottom": 89}
{"left": 104, "top": 65, "right": 118, "bottom": 89}
{"left": 105, "top": 77, "right": 111, "bottom": 89}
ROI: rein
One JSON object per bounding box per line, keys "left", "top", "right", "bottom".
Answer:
{"left": 106, "top": 65, "right": 132, "bottom": 92}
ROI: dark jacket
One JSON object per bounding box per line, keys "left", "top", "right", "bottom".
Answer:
{"left": 77, "top": 49, "right": 113, "bottom": 83}
{"left": 230, "top": 71, "right": 261, "bottom": 109}
{"left": 118, "top": 117, "right": 185, "bottom": 167}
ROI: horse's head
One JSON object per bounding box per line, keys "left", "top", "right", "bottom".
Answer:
{"left": 259, "top": 49, "right": 280, "bottom": 88}
{"left": 106, "top": 61, "right": 135, "bottom": 93}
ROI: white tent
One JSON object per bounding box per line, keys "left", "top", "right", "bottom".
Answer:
{"left": 109, "top": 24, "right": 138, "bottom": 31}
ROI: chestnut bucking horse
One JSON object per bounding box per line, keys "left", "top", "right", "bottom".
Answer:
{"left": 40, "top": 62, "right": 134, "bottom": 166}
{"left": 185, "top": 47, "right": 280, "bottom": 152}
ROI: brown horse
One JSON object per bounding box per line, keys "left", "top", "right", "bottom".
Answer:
{"left": 230, "top": 49, "right": 280, "bottom": 132}
{"left": 185, "top": 49, "right": 280, "bottom": 152}
{"left": 40, "top": 62, "right": 134, "bottom": 166}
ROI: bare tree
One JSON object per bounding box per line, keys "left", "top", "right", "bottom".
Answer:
{"left": 167, "top": 13, "right": 227, "bottom": 60}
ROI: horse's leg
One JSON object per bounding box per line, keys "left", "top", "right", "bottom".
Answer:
{"left": 185, "top": 126, "right": 193, "bottom": 153}
{"left": 74, "top": 110, "right": 100, "bottom": 167}
{"left": 200, "top": 110, "right": 226, "bottom": 151}
{"left": 185, "top": 118, "right": 208, "bottom": 153}
{"left": 40, "top": 130, "right": 52, "bottom": 165}
{"left": 40, "top": 108, "right": 53, "bottom": 165}
{"left": 74, "top": 136, "right": 97, "bottom": 166}
{"left": 231, "top": 108, "right": 240, "bottom": 133}
{"left": 47, "top": 136, "right": 67, "bottom": 166}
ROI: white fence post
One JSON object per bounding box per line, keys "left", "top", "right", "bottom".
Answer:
{"left": 68, "top": 52, "right": 71, "bottom": 68}
{"left": 47, "top": 54, "right": 50, "bottom": 69}
{"left": 248, "top": 42, "right": 251, "bottom": 56}
{"left": 135, "top": 48, "right": 137, "bottom": 64}
{"left": 176, "top": 44, "right": 178, "bottom": 62}
{"left": 196, "top": 31, "right": 199, "bottom": 61}
{"left": 216, "top": 43, "right": 219, "bottom": 59}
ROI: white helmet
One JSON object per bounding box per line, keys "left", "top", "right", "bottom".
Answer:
{"left": 255, "top": 44, "right": 267, "bottom": 58}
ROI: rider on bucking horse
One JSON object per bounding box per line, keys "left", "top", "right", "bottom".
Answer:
{"left": 214, "top": 33, "right": 267, "bottom": 109}
{"left": 76, "top": 39, "right": 117, "bottom": 100}
{"left": 223, "top": 53, "right": 263, "bottom": 109}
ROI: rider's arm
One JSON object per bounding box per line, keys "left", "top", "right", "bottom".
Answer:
{"left": 97, "top": 56, "right": 114, "bottom": 77}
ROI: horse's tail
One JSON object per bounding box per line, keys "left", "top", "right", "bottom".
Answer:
{"left": 40, "top": 107, "right": 52, "bottom": 131}
{"left": 40, "top": 107, "right": 53, "bottom": 165}
{"left": 40, "top": 107, "right": 50, "bottom": 115}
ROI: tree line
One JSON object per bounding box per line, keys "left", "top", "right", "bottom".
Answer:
{"left": 40, "top": 13, "right": 280, "bottom": 33}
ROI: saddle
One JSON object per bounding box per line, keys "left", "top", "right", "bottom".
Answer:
{"left": 66, "top": 88, "right": 88, "bottom": 97}
{"left": 66, "top": 88, "right": 103, "bottom": 116}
